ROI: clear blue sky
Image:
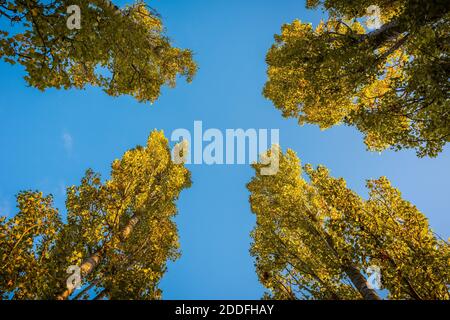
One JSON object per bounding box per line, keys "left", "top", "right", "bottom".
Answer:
{"left": 0, "top": 0, "right": 449, "bottom": 299}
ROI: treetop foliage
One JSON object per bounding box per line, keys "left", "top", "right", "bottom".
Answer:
{"left": 0, "top": 0, "right": 197, "bottom": 103}
{"left": 248, "top": 148, "right": 450, "bottom": 299}
{"left": 264, "top": 0, "right": 449, "bottom": 157}
{"left": 0, "top": 131, "right": 191, "bottom": 299}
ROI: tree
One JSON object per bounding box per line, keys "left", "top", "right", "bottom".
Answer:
{"left": 248, "top": 148, "right": 449, "bottom": 300}
{"left": 263, "top": 0, "right": 449, "bottom": 157}
{"left": 0, "top": 130, "right": 192, "bottom": 299}
{"left": 0, "top": 0, "right": 197, "bottom": 103}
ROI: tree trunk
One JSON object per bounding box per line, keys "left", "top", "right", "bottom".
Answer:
{"left": 305, "top": 211, "right": 380, "bottom": 300}
{"left": 343, "top": 264, "right": 381, "bottom": 300}
{"left": 56, "top": 212, "right": 141, "bottom": 300}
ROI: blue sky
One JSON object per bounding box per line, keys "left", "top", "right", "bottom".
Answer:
{"left": 0, "top": 0, "right": 449, "bottom": 299}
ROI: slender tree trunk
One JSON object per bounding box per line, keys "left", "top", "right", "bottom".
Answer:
{"left": 343, "top": 264, "right": 381, "bottom": 300}
{"left": 56, "top": 250, "right": 104, "bottom": 300}
{"left": 56, "top": 212, "right": 141, "bottom": 300}
{"left": 120, "top": 214, "right": 140, "bottom": 241}
{"left": 304, "top": 210, "right": 381, "bottom": 300}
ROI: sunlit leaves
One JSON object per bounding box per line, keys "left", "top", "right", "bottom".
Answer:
{"left": 0, "top": 131, "right": 191, "bottom": 299}
{"left": 248, "top": 149, "right": 449, "bottom": 299}
{"left": 0, "top": 192, "right": 62, "bottom": 299}
{"left": 0, "top": 1, "right": 197, "bottom": 103}
{"left": 264, "top": 0, "right": 449, "bottom": 157}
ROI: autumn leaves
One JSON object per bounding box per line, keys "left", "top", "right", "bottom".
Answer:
{"left": 1, "top": 3, "right": 197, "bottom": 298}
{"left": 1, "top": 0, "right": 449, "bottom": 300}
{"left": 0, "top": 1, "right": 197, "bottom": 102}
{"left": 264, "top": 0, "right": 449, "bottom": 157}
{"left": 1, "top": 132, "right": 192, "bottom": 299}
{"left": 251, "top": 0, "right": 450, "bottom": 300}
{"left": 248, "top": 150, "right": 449, "bottom": 299}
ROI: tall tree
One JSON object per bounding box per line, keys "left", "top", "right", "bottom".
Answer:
{"left": 263, "top": 0, "right": 449, "bottom": 157}
{"left": 0, "top": 130, "right": 191, "bottom": 300}
{"left": 0, "top": 0, "right": 197, "bottom": 103}
{"left": 248, "top": 148, "right": 449, "bottom": 300}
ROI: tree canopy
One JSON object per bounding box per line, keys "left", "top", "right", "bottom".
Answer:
{"left": 0, "top": 0, "right": 197, "bottom": 103}
{"left": 0, "top": 131, "right": 191, "bottom": 299}
{"left": 248, "top": 148, "right": 450, "bottom": 299}
{"left": 264, "top": 0, "right": 449, "bottom": 157}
